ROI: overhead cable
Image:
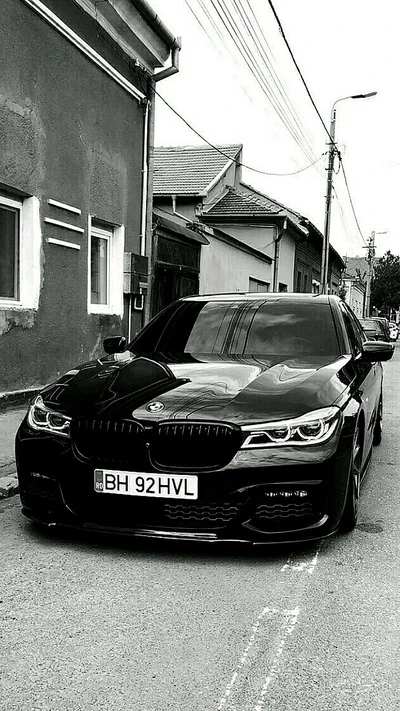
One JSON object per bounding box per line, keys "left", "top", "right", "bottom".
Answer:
{"left": 266, "top": 0, "right": 332, "bottom": 143}
{"left": 332, "top": 186, "right": 366, "bottom": 251}
{"left": 208, "top": 0, "right": 319, "bottom": 166}
{"left": 184, "top": 0, "right": 256, "bottom": 105}
{"left": 155, "top": 89, "right": 326, "bottom": 176}
{"left": 234, "top": 0, "right": 317, "bottom": 154}
{"left": 338, "top": 156, "right": 367, "bottom": 245}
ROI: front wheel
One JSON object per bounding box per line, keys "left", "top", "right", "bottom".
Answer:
{"left": 339, "top": 424, "right": 362, "bottom": 533}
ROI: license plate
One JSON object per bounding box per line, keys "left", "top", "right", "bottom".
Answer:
{"left": 94, "top": 469, "right": 198, "bottom": 500}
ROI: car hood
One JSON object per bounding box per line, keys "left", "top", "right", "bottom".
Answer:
{"left": 40, "top": 351, "right": 352, "bottom": 424}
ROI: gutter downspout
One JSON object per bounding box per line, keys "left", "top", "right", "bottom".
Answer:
{"left": 273, "top": 218, "right": 287, "bottom": 292}
{"left": 171, "top": 194, "right": 192, "bottom": 222}
{"left": 143, "top": 81, "right": 155, "bottom": 326}
{"left": 140, "top": 100, "right": 149, "bottom": 257}
{"left": 154, "top": 40, "right": 181, "bottom": 83}
{"left": 143, "top": 38, "right": 181, "bottom": 325}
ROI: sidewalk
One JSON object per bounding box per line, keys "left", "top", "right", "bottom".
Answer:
{"left": 0, "top": 407, "right": 27, "bottom": 499}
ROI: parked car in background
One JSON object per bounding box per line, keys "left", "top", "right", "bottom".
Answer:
{"left": 16, "top": 294, "right": 394, "bottom": 545}
{"left": 389, "top": 322, "right": 399, "bottom": 341}
{"left": 358, "top": 318, "right": 388, "bottom": 341}
{"left": 373, "top": 317, "right": 391, "bottom": 341}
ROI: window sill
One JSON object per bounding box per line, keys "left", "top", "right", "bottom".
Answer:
{"left": 88, "top": 304, "right": 120, "bottom": 316}
{"left": 0, "top": 301, "right": 38, "bottom": 311}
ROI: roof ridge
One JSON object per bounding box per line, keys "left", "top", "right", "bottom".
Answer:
{"left": 155, "top": 143, "right": 242, "bottom": 151}
{"left": 228, "top": 186, "right": 284, "bottom": 210}
{"left": 239, "top": 181, "right": 302, "bottom": 217}
{"left": 203, "top": 186, "right": 281, "bottom": 216}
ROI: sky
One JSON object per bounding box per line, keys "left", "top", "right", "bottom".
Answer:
{"left": 149, "top": 0, "right": 399, "bottom": 259}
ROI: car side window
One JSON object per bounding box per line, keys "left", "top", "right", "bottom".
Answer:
{"left": 348, "top": 308, "right": 367, "bottom": 345}
{"left": 339, "top": 303, "right": 364, "bottom": 355}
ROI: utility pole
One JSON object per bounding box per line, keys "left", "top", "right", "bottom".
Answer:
{"left": 321, "top": 92, "right": 377, "bottom": 295}
{"left": 363, "top": 229, "right": 387, "bottom": 316}
{"left": 364, "top": 232, "right": 375, "bottom": 317}
{"left": 321, "top": 110, "right": 336, "bottom": 294}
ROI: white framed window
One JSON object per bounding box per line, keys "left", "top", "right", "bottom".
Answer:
{"left": 0, "top": 194, "right": 41, "bottom": 310}
{"left": 88, "top": 217, "right": 124, "bottom": 316}
{"left": 90, "top": 224, "right": 110, "bottom": 306}
{"left": 0, "top": 195, "right": 20, "bottom": 301}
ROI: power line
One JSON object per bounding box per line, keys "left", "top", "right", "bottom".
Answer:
{"left": 338, "top": 156, "right": 367, "bottom": 245}
{"left": 155, "top": 88, "right": 326, "bottom": 176}
{"left": 189, "top": 0, "right": 313, "bottom": 168}
{"left": 266, "top": 0, "right": 332, "bottom": 143}
{"left": 208, "top": 0, "right": 320, "bottom": 166}
{"left": 236, "top": 0, "right": 317, "bottom": 154}
{"left": 332, "top": 185, "right": 366, "bottom": 252}
{"left": 184, "top": 0, "right": 257, "bottom": 106}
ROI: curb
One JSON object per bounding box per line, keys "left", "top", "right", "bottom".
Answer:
{"left": 0, "top": 387, "right": 43, "bottom": 413}
{"left": 0, "top": 474, "right": 19, "bottom": 499}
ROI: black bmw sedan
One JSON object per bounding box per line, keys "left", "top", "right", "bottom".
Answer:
{"left": 16, "top": 294, "right": 394, "bottom": 544}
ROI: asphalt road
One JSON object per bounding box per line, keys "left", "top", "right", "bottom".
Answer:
{"left": 1, "top": 349, "right": 399, "bottom": 711}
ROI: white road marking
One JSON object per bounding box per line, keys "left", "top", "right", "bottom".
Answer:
{"left": 253, "top": 607, "right": 301, "bottom": 711}
{"left": 217, "top": 606, "right": 289, "bottom": 710}
{"left": 217, "top": 545, "right": 322, "bottom": 710}
{"left": 280, "top": 542, "right": 322, "bottom": 575}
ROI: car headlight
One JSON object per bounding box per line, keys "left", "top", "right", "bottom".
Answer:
{"left": 241, "top": 407, "right": 340, "bottom": 448}
{"left": 27, "top": 396, "right": 71, "bottom": 438}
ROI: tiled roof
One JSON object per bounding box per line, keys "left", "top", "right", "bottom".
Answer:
{"left": 345, "top": 256, "right": 369, "bottom": 279}
{"left": 203, "top": 187, "right": 283, "bottom": 218}
{"left": 240, "top": 182, "right": 303, "bottom": 221}
{"left": 153, "top": 144, "right": 242, "bottom": 195}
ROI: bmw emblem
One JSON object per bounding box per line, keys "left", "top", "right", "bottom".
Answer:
{"left": 146, "top": 401, "right": 165, "bottom": 413}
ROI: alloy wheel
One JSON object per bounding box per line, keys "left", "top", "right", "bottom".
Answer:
{"left": 339, "top": 423, "right": 363, "bottom": 533}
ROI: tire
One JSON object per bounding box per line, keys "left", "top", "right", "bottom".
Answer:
{"left": 373, "top": 394, "right": 383, "bottom": 446}
{"left": 339, "top": 424, "right": 362, "bottom": 533}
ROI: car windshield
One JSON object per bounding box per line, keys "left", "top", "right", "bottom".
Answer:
{"left": 131, "top": 300, "right": 340, "bottom": 358}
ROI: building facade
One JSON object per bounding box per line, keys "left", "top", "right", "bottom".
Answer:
{"left": 153, "top": 144, "right": 344, "bottom": 315}
{"left": 342, "top": 277, "right": 365, "bottom": 318}
{"left": 0, "top": 0, "right": 178, "bottom": 395}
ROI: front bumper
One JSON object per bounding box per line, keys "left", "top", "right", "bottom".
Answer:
{"left": 16, "top": 417, "right": 353, "bottom": 544}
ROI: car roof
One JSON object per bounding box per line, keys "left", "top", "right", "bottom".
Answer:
{"left": 360, "top": 318, "right": 382, "bottom": 326}
{"left": 182, "top": 292, "right": 335, "bottom": 304}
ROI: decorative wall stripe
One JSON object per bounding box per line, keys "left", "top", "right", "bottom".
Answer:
{"left": 21, "top": 0, "right": 146, "bottom": 103}
{"left": 47, "top": 199, "right": 81, "bottom": 215}
{"left": 47, "top": 238, "right": 81, "bottom": 250}
{"left": 44, "top": 218, "right": 85, "bottom": 233}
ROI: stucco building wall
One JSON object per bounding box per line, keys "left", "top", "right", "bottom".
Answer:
{"left": 0, "top": 0, "right": 146, "bottom": 391}
{"left": 199, "top": 235, "right": 272, "bottom": 294}
{"left": 344, "top": 280, "right": 365, "bottom": 317}
{"left": 201, "top": 223, "right": 295, "bottom": 291}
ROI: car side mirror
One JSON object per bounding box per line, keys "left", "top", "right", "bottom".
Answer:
{"left": 103, "top": 336, "right": 127, "bottom": 354}
{"left": 360, "top": 340, "right": 394, "bottom": 362}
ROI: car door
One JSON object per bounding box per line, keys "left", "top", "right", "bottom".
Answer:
{"left": 339, "top": 303, "right": 381, "bottom": 458}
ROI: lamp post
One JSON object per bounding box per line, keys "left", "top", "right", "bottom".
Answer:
{"left": 321, "top": 92, "right": 377, "bottom": 294}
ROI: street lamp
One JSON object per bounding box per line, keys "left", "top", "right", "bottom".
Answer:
{"left": 321, "top": 91, "right": 377, "bottom": 294}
